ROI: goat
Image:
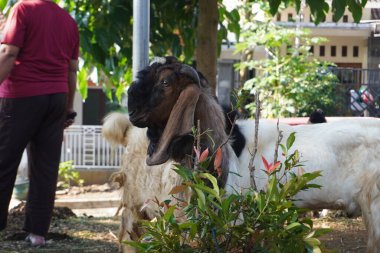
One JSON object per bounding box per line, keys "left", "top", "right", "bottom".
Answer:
{"left": 127, "top": 56, "right": 241, "bottom": 192}
{"left": 103, "top": 105, "right": 246, "bottom": 252}
{"left": 102, "top": 112, "right": 180, "bottom": 253}
{"left": 238, "top": 118, "right": 380, "bottom": 253}
{"left": 127, "top": 56, "right": 380, "bottom": 252}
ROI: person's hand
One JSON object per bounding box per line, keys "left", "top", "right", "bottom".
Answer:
{"left": 64, "top": 109, "right": 77, "bottom": 128}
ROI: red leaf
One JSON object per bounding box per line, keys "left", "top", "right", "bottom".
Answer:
{"left": 272, "top": 161, "right": 281, "bottom": 171}
{"left": 199, "top": 148, "right": 209, "bottom": 162}
{"left": 169, "top": 185, "right": 188, "bottom": 195}
{"left": 261, "top": 156, "right": 270, "bottom": 171}
{"left": 262, "top": 156, "right": 280, "bottom": 173}
{"left": 214, "top": 147, "right": 222, "bottom": 169}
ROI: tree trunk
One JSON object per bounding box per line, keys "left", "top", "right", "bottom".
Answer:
{"left": 196, "top": 0, "right": 218, "bottom": 94}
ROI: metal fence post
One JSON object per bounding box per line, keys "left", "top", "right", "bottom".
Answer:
{"left": 132, "top": 0, "right": 150, "bottom": 81}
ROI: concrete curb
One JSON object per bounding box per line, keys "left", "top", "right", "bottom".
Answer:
{"left": 54, "top": 198, "right": 120, "bottom": 209}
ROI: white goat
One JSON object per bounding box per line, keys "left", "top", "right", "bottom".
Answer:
{"left": 237, "top": 118, "right": 380, "bottom": 253}
{"left": 102, "top": 112, "right": 181, "bottom": 253}
{"left": 104, "top": 112, "right": 380, "bottom": 252}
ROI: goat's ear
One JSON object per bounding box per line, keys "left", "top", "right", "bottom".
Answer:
{"left": 146, "top": 85, "right": 201, "bottom": 165}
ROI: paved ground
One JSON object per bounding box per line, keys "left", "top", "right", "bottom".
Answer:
{"left": 10, "top": 186, "right": 122, "bottom": 217}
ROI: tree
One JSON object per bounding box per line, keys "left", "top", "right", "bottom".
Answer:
{"left": 267, "top": 0, "right": 368, "bottom": 24}
{"left": 235, "top": 6, "right": 339, "bottom": 118}
{"left": 0, "top": 0, "right": 367, "bottom": 101}
{"left": 196, "top": 0, "right": 218, "bottom": 92}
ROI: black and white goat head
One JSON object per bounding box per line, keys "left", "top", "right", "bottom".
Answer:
{"left": 127, "top": 56, "right": 240, "bottom": 189}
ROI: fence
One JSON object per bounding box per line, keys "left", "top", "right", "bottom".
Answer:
{"left": 61, "top": 125, "right": 125, "bottom": 170}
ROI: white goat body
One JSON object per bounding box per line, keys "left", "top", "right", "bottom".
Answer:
{"left": 104, "top": 113, "right": 380, "bottom": 252}
{"left": 237, "top": 118, "right": 380, "bottom": 252}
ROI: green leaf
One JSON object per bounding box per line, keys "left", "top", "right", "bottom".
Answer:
{"left": 331, "top": 0, "right": 348, "bottom": 22}
{"left": 199, "top": 173, "right": 220, "bottom": 196}
{"left": 221, "top": 194, "right": 238, "bottom": 218}
{"left": 286, "top": 222, "right": 302, "bottom": 230}
{"left": 178, "top": 222, "right": 198, "bottom": 239}
{"left": 0, "top": 0, "right": 8, "bottom": 11}
{"left": 304, "top": 237, "right": 321, "bottom": 248}
{"left": 268, "top": 0, "right": 282, "bottom": 16}
{"left": 286, "top": 132, "right": 296, "bottom": 149}
{"left": 163, "top": 205, "right": 176, "bottom": 221}
{"left": 194, "top": 188, "right": 206, "bottom": 211}
{"left": 77, "top": 68, "right": 88, "bottom": 100}
{"left": 173, "top": 165, "right": 193, "bottom": 181}
{"left": 192, "top": 184, "right": 221, "bottom": 203}
{"left": 348, "top": 0, "right": 363, "bottom": 23}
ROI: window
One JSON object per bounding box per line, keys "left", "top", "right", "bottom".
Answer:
{"left": 288, "top": 13, "right": 293, "bottom": 21}
{"left": 343, "top": 15, "right": 348, "bottom": 23}
{"left": 342, "top": 46, "right": 347, "bottom": 57}
{"left": 276, "top": 13, "right": 281, "bottom": 21}
{"left": 309, "top": 45, "right": 314, "bottom": 54}
{"left": 353, "top": 46, "right": 359, "bottom": 57}
{"left": 331, "top": 46, "right": 336, "bottom": 57}
{"left": 319, "top": 46, "right": 325, "bottom": 57}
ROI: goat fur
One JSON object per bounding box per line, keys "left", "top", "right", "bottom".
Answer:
{"left": 237, "top": 118, "right": 380, "bottom": 252}
{"left": 102, "top": 113, "right": 181, "bottom": 253}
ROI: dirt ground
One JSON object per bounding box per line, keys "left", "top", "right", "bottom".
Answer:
{"left": 314, "top": 216, "right": 367, "bottom": 253}
{"left": 0, "top": 203, "right": 120, "bottom": 253}
{"left": 0, "top": 185, "right": 369, "bottom": 253}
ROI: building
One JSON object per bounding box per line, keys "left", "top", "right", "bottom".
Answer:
{"left": 217, "top": 1, "right": 380, "bottom": 116}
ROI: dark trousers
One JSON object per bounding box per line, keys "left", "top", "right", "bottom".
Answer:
{"left": 0, "top": 93, "right": 66, "bottom": 236}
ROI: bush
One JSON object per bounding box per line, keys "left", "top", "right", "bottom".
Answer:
{"left": 58, "top": 160, "right": 84, "bottom": 189}
{"left": 126, "top": 133, "right": 330, "bottom": 252}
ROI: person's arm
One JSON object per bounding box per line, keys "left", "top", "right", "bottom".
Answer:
{"left": 0, "top": 44, "right": 19, "bottom": 83}
{"left": 64, "top": 59, "right": 78, "bottom": 128}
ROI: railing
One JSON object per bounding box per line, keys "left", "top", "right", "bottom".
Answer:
{"left": 61, "top": 125, "right": 125, "bottom": 170}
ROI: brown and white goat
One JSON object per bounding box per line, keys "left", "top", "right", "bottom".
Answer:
{"left": 127, "top": 56, "right": 241, "bottom": 192}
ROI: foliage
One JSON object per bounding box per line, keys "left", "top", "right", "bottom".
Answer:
{"left": 0, "top": 0, "right": 366, "bottom": 103}
{"left": 266, "top": 0, "right": 367, "bottom": 24}
{"left": 126, "top": 134, "right": 330, "bottom": 252}
{"left": 58, "top": 160, "right": 84, "bottom": 189}
{"left": 235, "top": 8, "right": 339, "bottom": 118}
{"left": 0, "top": 0, "right": 240, "bottom": 102}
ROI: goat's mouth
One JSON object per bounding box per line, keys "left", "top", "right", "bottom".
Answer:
{"left": 146, "top": 152, "right": 170, "bottom": 166}
{"left": 128, "top": 110, "right": 149, "bottom": 128}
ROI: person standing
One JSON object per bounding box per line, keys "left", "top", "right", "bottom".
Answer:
{"left": 0, "top": 0, "right": 79, "bottom": 246}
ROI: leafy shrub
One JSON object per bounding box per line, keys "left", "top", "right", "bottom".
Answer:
{"left": 126, "top": 133, "right": 330, "bottom": 252}
{"left": 58, "top": 160, "right": 84, "bottom": 189}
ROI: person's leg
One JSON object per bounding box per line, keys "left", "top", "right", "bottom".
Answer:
{"left": 23, "top": 93, "right": 66, "bottom": 236}
{"left": 0, "top": 97, "right": 41, "bottom": 230}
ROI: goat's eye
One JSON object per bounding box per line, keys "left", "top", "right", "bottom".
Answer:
{"left": 160, "top": 79, "right": 169, "bottom": 86}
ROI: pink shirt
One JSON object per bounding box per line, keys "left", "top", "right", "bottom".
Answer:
{"left": 0, "top": 0, "right": 79, "bottom": 98}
